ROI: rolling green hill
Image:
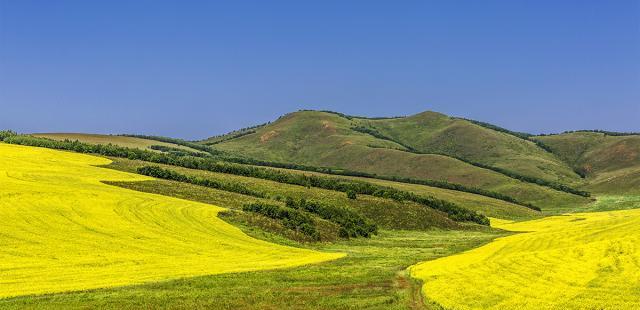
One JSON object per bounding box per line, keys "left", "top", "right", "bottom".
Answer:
{"left": 535, "top": 132, "right": 640, "bottom": 194}
{"left": 210, "top": 111, "right": 591, "bottom": 212}
{"left": 354, "top": 111, "right": 580, "bottom": 184}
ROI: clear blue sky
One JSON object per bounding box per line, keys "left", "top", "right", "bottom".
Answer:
{"left": 1, "top": 1, "right": 638, "bottom": 139}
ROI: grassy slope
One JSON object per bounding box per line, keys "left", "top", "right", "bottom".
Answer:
{"left": 253, "top": 165, "right": 540, "bottom": 221}
{"left": 535, "top": 132, "right": 640, "bottom": 194}
{"left": 106, "top": 157, "right": 462, "bottom": 230}
{"left": 359, "top": 111, "right": 580, "bottom": 184}
{"left": 213, "top": 111, "right": 591, "bottom": 212}
{"left": 30, "top": 130, "right": 542, "bottom": 221}
{"left": 32, "top": 133, "right": 204, "bottom": 153}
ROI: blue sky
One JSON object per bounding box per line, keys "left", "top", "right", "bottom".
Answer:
{"left": 1, "top": 1, "right": 638, "bottom": 139}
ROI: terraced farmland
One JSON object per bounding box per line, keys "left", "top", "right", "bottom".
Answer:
{"left": 0, "top": 144, "right": 342, "bottom": 298}
{"left": 410, "top": 207, "right": 640, "bottom": 309}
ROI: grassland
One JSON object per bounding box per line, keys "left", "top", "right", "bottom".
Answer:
{"left": 356, "top": 111, "right": 579, "bottom": 184}
{"left": 249, "top": 164, "right": 540, "bottom": 221}
{"left": 211, "top": 111, "right": 591, "bottom": 211}
{"left": 410, "top": 206, "right": 640, "bottom": 309}
{"left": 0, "top": 143, "right": 341, "bottom": 298}
{"left": 104, "top": 157, "right": 464, "bottom": 232}
{"left": 32, "top": 133, "right": 204, "bottom": 153}
{"left": 535, "top": 132, "right": 640, "bottom": 194}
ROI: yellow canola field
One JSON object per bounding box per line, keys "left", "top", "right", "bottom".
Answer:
{"left": 411, "top": 210, "right": 640, "bottom": 309}
{"left": 0, "top": 144, "right": 343, "bottom": 298}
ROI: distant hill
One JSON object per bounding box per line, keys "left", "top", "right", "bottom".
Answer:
{"left": 354, "top": 111, "right": 580, "bottom": 184}
{"left": 534, "top": 132, "right": 640, "bottom": 194}
{"left": 207, "top": 110, "right": 591, "bottom": 211}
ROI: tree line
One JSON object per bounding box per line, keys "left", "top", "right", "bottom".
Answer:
{"left": 538, "top": 130, "right": 640, "bottom": 137}
{"left": 138, "top": 165, "right": 374, "bottom": 239}
{"left": 4, "top": 135, "right": 490, "bottom": 225}
{"left": 137, "top": 165, "right": 267, "bottom": 198}
{"left": 149, "top": 145, "right": 210, "bottom": 158}
{"left": 120, "top": 134, "right": 218, "bottom": 154}
{"left": 96, "top": 131, "right": 547, "bottom": 208}
{"left": 0, "top": 130, "right": 17, "bottom": 141}
{"left": 120, "top": 132, "right": 545, "bottom": 208}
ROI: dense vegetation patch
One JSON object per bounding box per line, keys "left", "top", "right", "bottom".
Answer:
{"left": 0, "top": 130, "right": 17, "bottom": 141}
{"left": 137, "top": 165, "right": 267, "bottom": 198}
{"left": 243, "top": 202, "right": 320, "bottom": 240}
{"left": 285, "top": 197, "right": 377, "bottom": 238}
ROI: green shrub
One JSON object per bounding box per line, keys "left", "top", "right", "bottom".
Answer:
{"left": 286, "top": 198, "right": 377, "bottom": 238}
{"left": 243, "top": 202, "right": 319, "bottom": 240}
{"left": 0, "top": 130, "right": 17, "bottom": 141}
{"left": 346, "top": 190, "right": 357, "bottom": 200}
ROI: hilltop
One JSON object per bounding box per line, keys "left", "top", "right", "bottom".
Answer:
{"left": 206, "top": 110, "right": 593, "bottom": 212}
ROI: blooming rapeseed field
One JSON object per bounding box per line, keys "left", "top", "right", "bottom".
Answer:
{"left": 410, "top": 209, "right": 640, "bottom": 309}
{"left": 0, "top": 143, "right": 343, "bottom": 298}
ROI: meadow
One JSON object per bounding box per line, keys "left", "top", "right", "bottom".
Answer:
{"left": 0, "top": 143, "right": 342, "bottom": 298}
{"left": 410, "top": 207, "right": 640, "bottom": 309}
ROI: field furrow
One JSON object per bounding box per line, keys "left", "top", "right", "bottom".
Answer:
{"left": 410, "top": 209, "right": 640, "bottom": 309}
{"left": 0, "top": 144, "right": 343, "bottom": 298}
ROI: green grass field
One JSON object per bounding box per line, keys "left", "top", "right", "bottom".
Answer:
{"left": 356, "top": 111, "right": 579, "bottom": 184}
{"left": 535, "top": 132, "right": 640, "bottom": 194}
{"left": 211, "top": 111, "right": 591, "bottom": 211}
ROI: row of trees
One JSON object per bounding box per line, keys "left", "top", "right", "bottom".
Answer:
{"left": 137, "top": 165, "right": 267, "bottom": 198}
{"left": 300, "top": 109, "right": 407, "bottom": 120}
{"left": 137, "top": 165, "right": 375, "bottom": 239}
{"left": 120, "top": 134, "right": 219, "bottom": 154}
{"left": 149, "top": 145, "right": 210, "bottom": 158}
{"left": 538, "top": 129, "right": 640, "bottom": 137}
{"left": 4, "top": 135, "right": 490, "bottom": 225}
{"left": 0, "top": 130, "right": 17, "bottom": 141}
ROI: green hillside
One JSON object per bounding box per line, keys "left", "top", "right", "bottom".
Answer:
{"left": 535, "top": 132, "right": 640, "bottom": 194}
{"left": 211, "top": 111, "right": 591, "bottom": 212}
{"left": 355, "top": 111, "right": 580, "bottom": 184}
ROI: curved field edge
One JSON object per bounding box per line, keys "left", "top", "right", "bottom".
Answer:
{"left": 0, "top": 229, "right": 504, "bottom": 310}
{"left": 0, "top": 143, "right": 343, "bottom": 298}
{"left": 409, "top": 208, "right": 640, "bottom": 309}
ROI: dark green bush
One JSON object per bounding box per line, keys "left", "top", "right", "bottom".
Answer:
{"left": 286, "top": 198, "right": 377, "bottom": 238}
{"left": 243, "top": 203, "right": 319, "bottom": 240}
{"left": 0, "top": 130, "right": 17, "bottom": 141}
